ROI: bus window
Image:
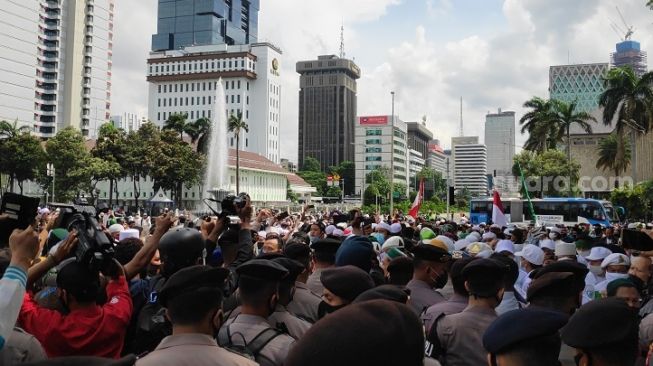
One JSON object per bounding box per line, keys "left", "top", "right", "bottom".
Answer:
{"left": 576, "top": 202, "right": 605, "bottom": 222}
{"left": 603, "top": 205, "right": 618, "bottom": 223}
{"left": 471, "top": 201, "right": 491, "bottom": 214}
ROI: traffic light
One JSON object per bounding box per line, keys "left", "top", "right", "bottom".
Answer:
{"left": 448, "top": 186, "right": 455, "bottom": 206}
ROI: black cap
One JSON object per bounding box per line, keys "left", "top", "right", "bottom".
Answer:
{"left": 270, "top": 257, "right": 305, "bottom": 283}
{"left": 285, "top": 300, "right": 424, "bottom": 366}
{"left": 527, "top": 272, "right": 577, "bottom": 301}
{"left": 217, "top": 228, "right": 239, "bottom": 247}
{"left": 561, "top": 298, "right": 638, "bottom": 348}
{"left": 284, "top": 242, "right": 311, "bottom": 261}
{"left": 411, "top": 244, "right": 452, "bottom": 263}
{"left": 56, "top": 261, "right": 100, "bottom": 302}
{"left": 532, "top": 261, "right": 588, "bottom": 293}
{"left": 353, "top": 285, "right": 410, "bottom": 304}
{"left": 158, "top": 265, "right": 229, "bottom": 307}
{"left": 310, "top": 238, "right": 342, "bottom": 254}
{"left": 483, "top": 308, "right": 568, "bottom": 354}
{"left": 461, "top": 259, "right": 505, "bottom": 297}
{"left": 236, "top": 259, "right": 288, "bottom": 282}
{"left": 320, "top": 265, "right": 374, "bottom": 303}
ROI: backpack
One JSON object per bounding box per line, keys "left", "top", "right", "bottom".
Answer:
{"left": 131, "top": 275, "right": 171, "bottom": 355}
{"left": 217, "top": 324, "right": 282, "bottom": 363}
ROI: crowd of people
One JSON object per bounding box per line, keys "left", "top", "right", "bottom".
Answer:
{"left": 2, "top": 198, "right": 653, "bottom": 366}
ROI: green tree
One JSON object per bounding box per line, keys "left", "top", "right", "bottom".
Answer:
{"left": 0, "top": 133, "right": 46, "bottom": 194}
{"left": 301, "top": 157, "right": 321, "bottom": 172}
{"left": 551, "top": 99, "right": 596, "bottom": 165}
{"left": 71, "top": 157, "right": 122, "bottom": 205}
{"left": 0, "top": 120, "right": 31, "bottom": 139}
{"left": 163, "top": 113, "right": 190, "bottom": 140}
{"left": 610, "top": 180, "right": 653, "bottom": 221}
{"left": 325, "top": 186, "right": 342, "bottom": 199}
{"left": 519, "top": 97, "right": 558, "bottom": 153}
{"left": 123, "top": 122, "right": 161, "bottom": 208}
{"left": 152, "top": 130, "right": 204, "bottom": 207}
{"left": 513, "top": 150, "right": 581, "bottom": 198}
{"left": 596, "top": 133, "right": 632, "bottom": 188}
{"left": 45, "top": 127, "right": 91, "bottom": 202}
{"left": 329, "top": 160, "right": 355, "bottom": 195}
{"left": 599, "top": 66, "right": 653, "bottom": 166}
{"left": 297, "top": 171, "right": 327, "bottom": 196}
{"left": 186, "top": 117, "right": 211, "bottom": 154}
{"left": 363, "top": 167, "right": 391, "bottom": 205}
{"left": 417, "top": 167, "right": 447, "bottom": 200}
{"left": 228, "top": 112, "right": 249, "bottom": 194}
{"left": 455, "top": 186, "right": 471, "bottom": 209}
{"left": 92, "top": 123, "right": 127, "bottom": 206}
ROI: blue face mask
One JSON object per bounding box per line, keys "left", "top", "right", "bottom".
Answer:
{"left": 373, "top": 233, "right": 385, "bottom": 245}
{"left": 309, "top": 235, "right": 319, "bottom": 244}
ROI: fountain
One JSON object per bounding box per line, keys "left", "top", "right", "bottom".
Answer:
{"left": 203, "top": 78, "right": 231, "bottom": 204}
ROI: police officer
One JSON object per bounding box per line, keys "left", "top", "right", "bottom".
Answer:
{"left": 218, "top": 260, "right": 295, "bottom": 366}
{"left": 422, "top": 258, "right": 474, "bottom": 333}
{"left": 561, "top": 298, "right": 639, "bottom": 366}
{"left": 284, "top": 243, "right": 321, "bottom": 323}
{"left": 136, "top": 265, "right": 256, "bottom": 366}
{"left": 306, "top": 239, "right": 341, "bottom": 295}
{"left": 267, "top": 256, "right": 312, "bottom": 339}
{"left": 427, "top": 259, "right": 505, "bottom": 366}
{"left": 482, "top": 308, "right": 568, "bottom": 366}
{"left": 406, "top": 244, "right": 452, "bottom": 315}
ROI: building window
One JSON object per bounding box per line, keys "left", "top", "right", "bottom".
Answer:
{"left": 238, "top": 80, "right": 241, "bottom": 89}
{"left": 163, "top": 85, "right": 167, "bottom": 93}
{"left": 237, "top": 95, "right": 240, "bottom": 104}
{"left": 158, "top": 85, "right": 161, "bottom": 93}
{"left": 157, "top": 112, "right": 160, "bottom": 120}
{"left": 158, "top": 99, "right": 161, "bottom": 107}
{"left": 247, "top": 82, "right": 250, "bottom": 91}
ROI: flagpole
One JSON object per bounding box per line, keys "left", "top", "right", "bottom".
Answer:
{"left": 517, "top": 161, "right": 536, "bottom": 221}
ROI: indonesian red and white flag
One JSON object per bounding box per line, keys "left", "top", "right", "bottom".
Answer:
{"left": 492, "top": 190, "right": 508, "bottom": 227}
{"left": 409, "top": 178, "right": 424, "bottom": 218}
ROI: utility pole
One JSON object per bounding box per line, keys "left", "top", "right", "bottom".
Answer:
{"left": 446, "top": 157, "right": 450, "bottom": 219}
{"left": 390, "top": 91, "right": 395, "bottom": 217}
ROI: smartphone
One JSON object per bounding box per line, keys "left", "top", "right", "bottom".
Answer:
{"left": 0, "top": 192, "right": 40, "bottom": 246}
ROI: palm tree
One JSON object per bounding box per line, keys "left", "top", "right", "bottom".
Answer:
{"left": 599, "top": 66, "right": 653, "bottom": 166}
{"left": 550, "top": 99, "right": 596, "bottom": 165}
{"left": 162, "top": 113, "right": 189, "bottom": 140}
{"left": 596, "top": 133, "right": 632, "bottom": 188}
{"left": 186, "top": 118, "right": 211, "bottom": 154}
{"left": 228, "top": 112, "right": 248, "bottom": 194}
{"left": 0, "top": 119, "right": 31, "bottom": 139}
{"left": 519, "top": 97, "right": 558, "bottom": 153}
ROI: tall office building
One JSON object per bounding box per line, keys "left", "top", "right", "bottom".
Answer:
{"left": 297, "top": 55, "right": 361, "bottom": 171}
{"left": 427, "top": 139, "right": 447, "bottom": 177}
{"left": 452, "top": 136, "right": 487, "bottom": 196}
{"left": 147, "top": 42, "right": 282, "bottom": 163}
{"left": 152, "top": 0, "right": 259, "bottom": 51}
{"left": 354, "top": 115, "right": 409, "bottom": 196}
{"left": 406, "top": 122, "right": 433, "bottom": 161}
{"left": 1, "top": 0, "right": 114, "bottom": 137}
{"left": 549, "top": 63, "right": 609, "bottom": 113}
{"left": 484, "top": 108, "right": 515, "bottom": 177}
{"left": 111, "top": 113, "right": 145, "bottom": 133}
{"left": 611, "top": 40, "right": 648, "bottom": 77}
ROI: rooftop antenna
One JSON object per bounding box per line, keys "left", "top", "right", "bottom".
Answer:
{"left": 339, "top": 22, "right": 345, "bottom": 58}
{"left": 459, "top": 96, "right": 464, "bottom": 137}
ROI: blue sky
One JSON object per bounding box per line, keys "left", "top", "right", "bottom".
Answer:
{"left": 111, "top": 0, "right": 653, "bottom": 160}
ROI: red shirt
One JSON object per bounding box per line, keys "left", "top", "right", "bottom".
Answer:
{"left": 18, "top": 276, "right": 133, "bottom": 358}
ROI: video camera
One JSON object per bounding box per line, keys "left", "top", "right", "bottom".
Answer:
{"left": 219, "top": 193, "right": 249, "bottom": 217}
{"left": 51, "top": 200, "right": 114, "bottom": 273}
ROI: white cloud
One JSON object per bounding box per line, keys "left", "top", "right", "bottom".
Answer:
{"left": 110, "top": 0, "right": 653, "bottom": 162}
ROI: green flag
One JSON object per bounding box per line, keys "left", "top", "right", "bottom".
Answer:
{"left": 517, "top": 161, "right": 536, "bottom": 221}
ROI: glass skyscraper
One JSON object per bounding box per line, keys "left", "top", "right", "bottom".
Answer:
{"left": 152, "top": 0, "right": 259, "bottom": 51}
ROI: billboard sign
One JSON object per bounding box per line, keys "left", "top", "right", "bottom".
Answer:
{"left": 428, "top": 144, "right": 443, "bottom": 153}
{"left": 359, "top": 116, "right": 388, "bottom": 125}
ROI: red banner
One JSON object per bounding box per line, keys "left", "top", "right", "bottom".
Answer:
{"left": 359, "top": 116, "right": 388, "bottom": 125}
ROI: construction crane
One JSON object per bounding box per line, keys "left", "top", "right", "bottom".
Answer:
{"left": 615, "top": 6, "right": 634, "bottom": 40}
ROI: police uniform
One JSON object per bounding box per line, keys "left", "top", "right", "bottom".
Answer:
{"left": 406, "top": 244, "right": 452, "bottom": 315}
{"left": 218, "top": 260, "right": 295, "bottom": 366}
{"left": 421, "top": 293, "right": 468, "bottom": 333}
{"left": 268, "top": 304, "right": 311, "bottom": 339}
{"left": 0, "top": 327, "right": 47, "bottom": 364}
{"left": 429, "top": 259, "right": 503, "bottom": 366}
{"left": 287, "top": 282, "right": 321, "bottom": 323}
{"left": 136, "top": 265, "right": 256, "bottom": 366}
{"left": 306, "top": 239, "right": 342, "bottom": 295}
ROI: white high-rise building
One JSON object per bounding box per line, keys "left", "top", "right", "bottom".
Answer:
{"left": 147, "top": 43, "right": 282, "bottom": 163}
{"left": 452, "top": 136, "right": 488, "bottom": 196}
{"left": 484, "top": 108, "right": 515, "bottom": 177}
{"left": 354, "top": 115, "right": 410, "bottom": 196}
{"left": 427, "top": 139, "right": 447, "bottom": 177}
{"left": 0, "top": 1, "right": 40, "bottom": 128}
{"left": 111, "top": 113, "right": 144, "bottom": 133}
{"left": 0, "top": 0, "right": 114, "bottom": 138}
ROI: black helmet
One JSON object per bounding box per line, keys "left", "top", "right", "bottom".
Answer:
{"left": 159, "top": 228, "right": 205, "bottom": 277}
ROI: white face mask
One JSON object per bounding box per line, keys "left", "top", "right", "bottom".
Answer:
{"left": 578, "top": 249, "right": 591, "bottom": 258}
{"left": 605, "top": 272, "right": 629, "bottom": 282}
{"left": 589, "top": 265, "right": 604, "bottom": 276}
{"left": 548, "top": 233, "right": 558, "bottom": 240}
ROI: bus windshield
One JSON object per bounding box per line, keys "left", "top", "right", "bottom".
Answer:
{"left": 603, "top": 204, "right": 618, "bottom": 223}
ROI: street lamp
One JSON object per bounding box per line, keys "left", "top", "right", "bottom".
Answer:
{"left": 390, "top": 91, "right": 395, "bottom": 217}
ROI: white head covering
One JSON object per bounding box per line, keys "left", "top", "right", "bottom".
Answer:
{"left": 601, "top": 253, "right": 630, "bottom": 269}
{"left": 495, "top": 239, "right": 515, "bottom": 254}
{"left": 538, "top": 239, "right": 556, "bottom": 251}
{"left": 454, "top": 239, "right": 469, "bottom": 251}
{"left": 119, "top": 229, "right": 140, "bottom": 241}
{"left": 382, "top": 236, "right": 405, "bottom": 252}
{"left": 514, "top": 244, "right": 545, "bottom": 266}
{"left": 332, "top": 229, "right": 344, "bottom": 237}
{"left": 435, "top": 235, "right": 455, "bottom": 252}
{"left": 377, "top": 222, "right": 392, "bottom": 233}
{"left": 585, "top": 247, "right": 612, "bottom": 261}
{"left": 389, "top": 223, "right": 402, "bottom": 234}
{"left": 555, "top": 242, "right": 576, "bottom": 257}
{"left": 482, "top": 232, "right": 497, "bottom": 242}
{"left": 325, "top": 225, "right": 336, "bottom": 235}
{"left": 108, "top": 224, "right": 124, "bottom": 235}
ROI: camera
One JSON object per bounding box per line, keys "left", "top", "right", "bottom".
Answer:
{"left": 220, "top": 193, "right": 249, "bottom": 217}
{"left": 51, "top": 200, "right": 114, "bottom": 273}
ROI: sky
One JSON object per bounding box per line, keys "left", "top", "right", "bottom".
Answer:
{"left": 111, "top": 0, "right": 653, "bottom": 162}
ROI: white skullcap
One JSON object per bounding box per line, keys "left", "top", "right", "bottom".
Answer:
{"left": 538, "top": 239, "right": 555, "bottom": 251}
{"left": 601, "top": 253, "right": 630, "bottom": 269}
{"left": 514, "top": 244, "right": 544, "bottom": 266}
{"left": 390, "top": 223, "right": 402, "bottom": 234}
{"left": 108, "top": 224, "right": 124, "bottom": 234}
{"left": 495, "top": 240, "right": 515, "bottom": 254}
{"left": 119, "top": 229, "right": 140, "bottom": 241}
